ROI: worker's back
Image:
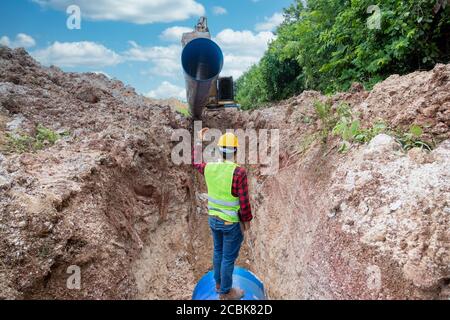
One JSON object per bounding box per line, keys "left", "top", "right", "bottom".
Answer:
{"left": 204, "top": 161, "right": 240, "bottom": 223}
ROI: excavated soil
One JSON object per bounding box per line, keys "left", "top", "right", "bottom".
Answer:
{"left": 0, "top": 46, "right": 449, "bottom": 300}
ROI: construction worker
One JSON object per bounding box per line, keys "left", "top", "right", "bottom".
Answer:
{"left": 192, "top": 128, "right": 253, "bottom": 300}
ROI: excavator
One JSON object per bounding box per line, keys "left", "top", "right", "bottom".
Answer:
{"left": 181, "top": 17, "right": 240, "bottom": 119}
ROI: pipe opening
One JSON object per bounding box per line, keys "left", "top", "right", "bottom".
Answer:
{"left": 182, "top": 38, "right": 223, "bottom": 81}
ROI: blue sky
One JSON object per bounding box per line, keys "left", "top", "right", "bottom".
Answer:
{"left": 0, "top": 0, "right": 293, "bottom": 100}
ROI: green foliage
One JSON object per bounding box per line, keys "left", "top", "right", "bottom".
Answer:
{"left": 313, "top": 101, "right": 358, "bottom": 144}
{"left": 313, "top": 100, "right": 335, "bottom": 142}
{"left": 333, "top": 116, "right": 388, "bottom": 152}
{"left": 354, "top": 122, "right": 388, "bottom": 143}
{"left": 309, "top": 99, "right": 434, "bottom": 154}
{"left": 235, "top": 65, "right": 269, "bottom": 110}
{"left": 5, "top": 132, "right": 34, "bottom": 153}
{"left": 175, "top": 106, "right": 190, "bottom": 117}
{"left": 395, "top": 124, "right": 432, "bottom": 151}
{"left": 314, "top": 100, "right": 332, "bottom": 121}
{"left": 236, "top": 0, "right": 450, "bottom": 108}
{"left": 6, "top": 124, "right": 68, "bottom": 153}
{"left": 34, "top": 124, "right": 61, "bottom": 149}
{"left": 331, "top": 103, "right": 361, "bottom": 151}
{"left": 409, "top": 124, "right": 423, "bottom": 137}
{"left": 324, "top": 102, "right": 432, "bottom": 153}
{"left": 312, "top": 99, "right": 433, "bottom": 153}
{"left": 332, "top": 103, "right": 388, "bottom": 152}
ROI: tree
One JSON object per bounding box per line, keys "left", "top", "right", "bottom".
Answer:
{"left": 236, "top": 0, "right": 450, "bottom": 109}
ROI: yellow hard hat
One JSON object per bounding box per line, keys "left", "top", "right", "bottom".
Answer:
{"left": 217, "top": 132, "right": 239, "bottom": 148}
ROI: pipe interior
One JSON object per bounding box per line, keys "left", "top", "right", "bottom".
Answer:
{"left": 182, "top": 38, "right": 223, "bottom": 81}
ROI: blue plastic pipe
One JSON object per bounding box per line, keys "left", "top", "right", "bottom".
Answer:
{"left": 181, "top": 37, "right": 224, "bottom": 119}
{"left": 192, "top": 266, "right": 266, "bottom": 300}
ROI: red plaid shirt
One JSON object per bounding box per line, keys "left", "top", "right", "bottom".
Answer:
{"left": 192, "top": 143, "right": 253, "bottom": 222}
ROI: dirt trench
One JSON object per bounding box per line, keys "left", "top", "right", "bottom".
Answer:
{"left": 0, "top": 114, "right": 249, "bottom": 300}
{"left": 199, "top": 62, "right": 450, "bottom": 299}
{"left": 1, "top": 47, "right": 449, "bottom": 300}
{"left": 0, "top": 46, "right": 255, "bottom": 300}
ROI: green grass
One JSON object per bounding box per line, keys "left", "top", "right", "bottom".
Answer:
{"left": 176, "top": 106, "right": 191, "bottom": 117}
{"left": 313, "top": 100, "right": 335, "bottom": 142}
{"left": 313, "top": 99, "right": 433, "bottom": 153}
{"left": 394, "top": 125, "right": 432, "bottom": 152}
{"left": 6, "top": 124, "right": 69, "bottom": 154}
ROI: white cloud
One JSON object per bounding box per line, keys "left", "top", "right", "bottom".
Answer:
{"left": 127, "top": 27, "right": 275, "bottom": 81}
{"left": 146, "top": 81, "right": 186, "bottom": 100}
{"left": 214, "top": 29, "right": 275, "bottom": 56}
{"left": 0, "top": 33, "right": 36, "bottom": 48}
{"left": 125, "top": 42, "right": 180, "bottom": 62}
{"left": 33, "top": 0, "right": 205, "bottom": 24}
{"left": 221, "top": 54, "right": 261, "bottom": 79}
{"left": 213, "top": 29, "right": 275, "bottom": 78}
{"left": 124, "top": 42, "right": 182, "bottom": 77}
{"left": 255, "top": 12, "right": 284, "bottom": 31}
{"left": 32, "top": 41, "right": 122, "bottom": 67}
{"left": 0, "top": 37, "right": 11, "bottom": 47}
{"left": 212, "top": 6, "right": 227, "bottom": 15}
{"left": 128, "top": 28, "right": 275, "bottom": 81}
{"left": 160, "top": 26, "right": 192, "bottom": 42}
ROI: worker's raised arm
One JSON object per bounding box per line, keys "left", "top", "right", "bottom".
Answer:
{"left": 192, "top": 128, "right": 209, "bottom": 175}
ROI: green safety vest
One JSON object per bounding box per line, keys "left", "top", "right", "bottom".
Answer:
{"left": 204, "top": 161, "right": 241, "bottom": 223}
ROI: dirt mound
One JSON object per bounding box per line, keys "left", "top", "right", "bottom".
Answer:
{"left": 0, "top": 46, "right": 448, "bottom": 300}
{"left": 0, "top": 46, "right": 208, "bottom": 299}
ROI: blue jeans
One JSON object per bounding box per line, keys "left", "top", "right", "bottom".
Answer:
{"left": 208, "top": 216, "right": 244, "bottom": 294}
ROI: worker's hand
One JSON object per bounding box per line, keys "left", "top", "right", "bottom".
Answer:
{"left": 241, "top": 221, "right": 251, "bottom": 232}
{"left": 198, "top": 128, "right": 209, "bottom": 141}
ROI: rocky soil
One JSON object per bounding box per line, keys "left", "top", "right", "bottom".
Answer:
{"left": 0, "top": 46, "right": 448, "bottom": 299}
{"left": 0, "top": 46, "right": 209, "bottom": 299}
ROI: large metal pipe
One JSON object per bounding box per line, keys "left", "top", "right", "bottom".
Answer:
{"left": 181, "top": 37, "right": 223, "bottom": 118}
